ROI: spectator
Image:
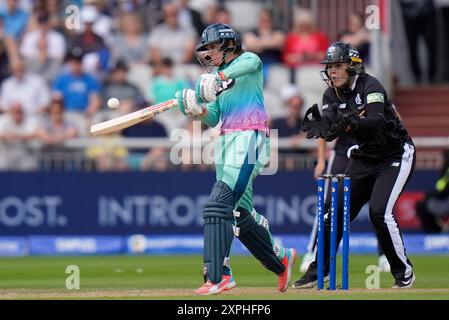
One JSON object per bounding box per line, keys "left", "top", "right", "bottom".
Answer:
{"left": 0, "top": 0, "right": 29, "bottom": 41}
{"left": 149, "top": 57, "right": 190, "bottom": 104}
{"left": 148, "top": 57, "right": 189, "bottom": 133}
{"left": 178, "top": 0, "right": 205, "bottom": 37}
{"left": 85, "top": 133, "right": 129, "bottom": 171}
{"left": 282, "top": 9, "right": 328, "bottom": 82}
{"left": 417, "top": 149, "right": 449, "bottom": 233}
{"left": 205, "top": 4, "right": 231, "bottom": 25}
{"left": 0, "top": 102, "right": 40, "bottom": 171}
{"left": 45, "top": 0, "right": 65, "bottom": 33}
{"left": 0, "top": 58, "right": 51, "bottom": 114}
{"left": 243, "top": 8, "right": 285, "bottom": 82}
{"left": 81, "top": 0, "right": 113, "bottom": 43}
{"left": 36, "top": 97, "right": 77, "bottom": 150}
{"left": 111, "top": 11, "right": 149, "bottom": 65}
{"left": 0, "top": 17, "right": 11, "bottom": 83}
{"left": 20, "top": 11, "right": 66, "bottom": 82}
{"left": 103, "top": 59, "right": 142, "bottom": 113}
{"left": 116, "top": 0, "right": 147, "bottom": 13}
{"left": 52, "top": 47, "right": 102, "bottom": 117}
{"left": 270, "top": 85, "right": 306, "bottom": 170}
{"left": 69, "top": 5, "right": 110, "bottom": 76}
{"left": 339, "top": 13, "right": 371, "bottom": 65}
{"left": 148, "top": 2, "right": 196, "bottom": 65}
{"left": 140, "top": 0, "right": 164, "bottom": 31}
{"left": 400, "top": 0, "right": 437, "bottom": 83}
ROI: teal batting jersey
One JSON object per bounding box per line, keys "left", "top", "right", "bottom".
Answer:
{"left": 200, "top": 52, "right": 269, "bottom": 132}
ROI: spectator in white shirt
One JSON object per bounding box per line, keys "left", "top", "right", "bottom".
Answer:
{"left": 0, "top": 102, "right": 40, "bottom": 171}
{"left": 20, "top": 11, "right": 66, "bottom": 82}
{"left": 36, "top": 97, "right": 77, "bottom": 150}
{"left": 0, "top": 58, "right": 51, "bottom": 114}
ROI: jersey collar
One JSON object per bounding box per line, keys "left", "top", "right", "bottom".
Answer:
{"left": 219, "top": 54, "right": 240, "bottom": 71}
{"left": 350, "top": 75, "right": 359, "bottom": 91}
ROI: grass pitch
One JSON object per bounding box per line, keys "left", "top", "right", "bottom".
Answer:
{"left": 0, "top": 255, "right": 448, "bottom": 299}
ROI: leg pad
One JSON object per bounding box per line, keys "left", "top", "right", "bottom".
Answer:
{"left": 203, "top": 181, "right": 235, "bottom": 283}
{"left": 235, "top": 207, "right": 284, "bottom": 275}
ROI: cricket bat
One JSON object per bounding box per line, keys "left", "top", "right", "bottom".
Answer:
{"left": 90, "top": 99, "right": 178, "bottom": 136}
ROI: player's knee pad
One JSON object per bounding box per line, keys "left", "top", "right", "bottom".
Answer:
{"left": 234, "top": 207, "right": 284, "bottom": 275}
{"left": 203, "top": 181, "right": 236, "bottom": 283}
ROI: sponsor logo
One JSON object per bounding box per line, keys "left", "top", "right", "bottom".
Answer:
{"left": 218, "top": 28, "right": 234, "bottom": 33}
{"left": 55, "top": 238, "right": 97, "bottom": 253}
{"left": 349, "top": 49, "right": 359, "bottom": 57}
{"left": 401, "top": 278, "right": 412, "bottom": 285}
{"left": 391, "top": 162, "right": 400, "bottom": 167}
{"left": 339, "top": 103, "right": 347, "bottom": 109}
{"left": 0, "top": 196, "right": 65, "bottom": 227}
{"left": 424, "top": 236, "right": 449, "bottom": 250}
{"left": 128, "top": 234, "right": 148, "bottom": 254}
{"left": 367, "top": 93, "right": 384, "bottom": 104}
{"left": 327, "top": 46, "right": 336, "bottom": 59}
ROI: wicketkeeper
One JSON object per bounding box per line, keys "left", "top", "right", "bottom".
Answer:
{"left": 296, "top": 42, "right": 416, "bottom": 289}
{"left": 175, "top": 23, "right": 297, "bottom": 295}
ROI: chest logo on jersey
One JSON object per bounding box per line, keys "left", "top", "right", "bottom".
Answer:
{"left": 216, "top": 79, "right": 235, "bottom": 96}
{"left": 338, "top": 103, "right": 347, "bottom": 109}
{"left": 355, "top": 93, "right": 362, "bottom": 105}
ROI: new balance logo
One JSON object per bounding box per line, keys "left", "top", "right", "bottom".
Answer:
{"left": 391, "top": 162, "right": 400, "bottom": 167}
{"left": 401, "top": 278, "right": 412, "bottom": 285}
{"left": 349, "top": 50, "right": 359, "bottom": 57}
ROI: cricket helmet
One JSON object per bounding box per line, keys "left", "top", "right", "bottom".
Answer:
{"left": 196, "top": 23, "right": 242, "bottom": 52}
{"left": 320, "top": 42, "right": 364, "bottom": 85}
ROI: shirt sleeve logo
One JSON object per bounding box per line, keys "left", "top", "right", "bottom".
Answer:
{"left": 355, "top": 93, "right": 362, "bottom": 105}
{"left": 366, "top": 93, "right": 384, "bottom": 104}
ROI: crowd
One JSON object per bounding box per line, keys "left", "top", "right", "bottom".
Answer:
{"left": 0, "top": 0, "right": 375, "bottom": 172}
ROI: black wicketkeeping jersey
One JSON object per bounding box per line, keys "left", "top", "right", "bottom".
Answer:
{"left": 322, "top": 73, "right": 412, "bottom": 160}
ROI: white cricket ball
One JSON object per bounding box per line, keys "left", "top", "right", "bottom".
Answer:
{"left": 107, "top": 97, "right": 120, "bottom": 109}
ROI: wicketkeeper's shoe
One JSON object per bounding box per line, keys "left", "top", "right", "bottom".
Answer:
{"left": 392, "top": 273, "right": 415, "bottom": 289}
{"left": 293, "top": 265, "right": 329, "bottom": 289}
{"left": 277, "top": 248, "right": 297, "bottom": 292}
{"left": 195, "top": 275, "right": 237, "bottom": 295}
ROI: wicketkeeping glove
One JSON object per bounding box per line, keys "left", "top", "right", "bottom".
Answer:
{"left": 324, "top": 110, "right": 360, "bottom": 142}
{"left": 301, "top": 104, "right": 329, "bottom": 139}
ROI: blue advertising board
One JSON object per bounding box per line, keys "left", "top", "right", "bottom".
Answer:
{"left": 2, "top": 233, "right": 448, "bottom": 256}
{"left": 0, "top": 170, "right": 439, "bottom": 236}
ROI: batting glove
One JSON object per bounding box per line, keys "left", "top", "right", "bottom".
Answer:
{"left": 176, "top": 89, "right": 204, "bottom": 117}
{"left": 196, "top": 73, "right": 219, "bottom": 103}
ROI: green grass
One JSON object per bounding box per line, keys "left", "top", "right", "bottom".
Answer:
{"left": 0, "top": 255, "right": 448, "bottom": 299}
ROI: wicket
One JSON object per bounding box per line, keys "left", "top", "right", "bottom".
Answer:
{"left": 316, "top": 174, "right": 351, "bottom": 290}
